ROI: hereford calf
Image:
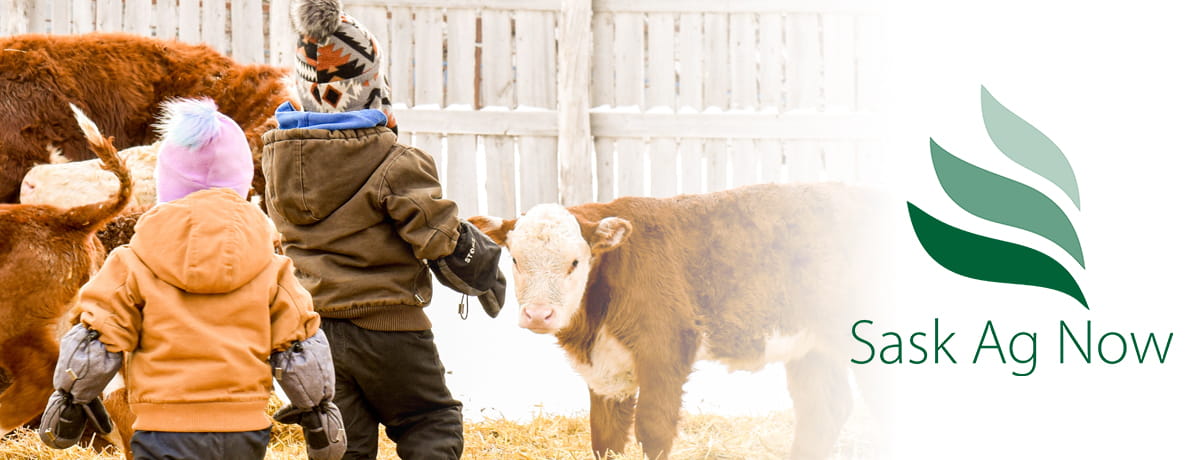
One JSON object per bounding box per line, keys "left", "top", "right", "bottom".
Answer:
{"left": 0, "top": 33, "right": 291, "bottom": 203}
{"left": 0, "top": 106, "right": 132, "bottom": 437}
{"left": 471, "top": 183, "right": 887, "bottom": 460}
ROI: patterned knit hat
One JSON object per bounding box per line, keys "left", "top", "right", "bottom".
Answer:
{"left": 291, "top": 0, "right": 396, "bottom": 128}
{"left": 154, "top": 99, "right": 254, "bottom": 203}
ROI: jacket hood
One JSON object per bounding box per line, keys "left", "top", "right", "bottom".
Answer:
{"left": 262, "top": 126, "right": 393, "bottom": 225}
{"left": 130, "top": 188, "right": 277, "bottom": 294}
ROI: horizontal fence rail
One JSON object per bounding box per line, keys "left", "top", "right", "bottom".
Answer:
{"left": 1, "top": 0, "right": 883, "bottom": 217}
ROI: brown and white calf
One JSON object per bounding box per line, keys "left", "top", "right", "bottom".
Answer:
{"left": 471, "top": 183, "right": 888, "bottom": 460}
{"left": 0, "top": 106, "right": 131, "bottom": 437}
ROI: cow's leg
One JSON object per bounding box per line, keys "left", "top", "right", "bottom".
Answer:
{"left": 0, "top": 330, "right": 58, "bottom": 435}
{"left": 588, "top": 388, "right": 635, "bottom": 459}
{"left": 785, "top": 351, "right": 853, "bottom": 460}
{"left": 633, "top": 331, "right": 697, "bottom": 460}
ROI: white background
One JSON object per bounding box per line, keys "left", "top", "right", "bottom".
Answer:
{"left": 424, "top": 1, "right": 1188, "bottom": 458}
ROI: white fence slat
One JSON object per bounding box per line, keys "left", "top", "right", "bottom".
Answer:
{"left": 596, "top": 0, "right": 882, "bottom": 14}
{"left": 96, "top": 0, "right": 121, "bottom": 32}
{"left": 484, "top": 135, "right": 517, "bottom": 217}
{"left": 822, "top": 13, "right": 856, "bottom": 110}
{"left": 786, "top": 141, "right": 822, "bottom": 183}
{"left": 397, "top": 130, "right": 413, "bottom": 146}
{"left": 231, "top": 0, "right": 264, "bottom": 63}
{"left": 757, "top": 13, "right": 782, "bottom": 109}
{"left": 822, "top": 140, "right": 856, "bottom": 182}
{"left": 124, "top": 0, "right": 151, "bottom": 35}
{"left": 787, "top": 13, "right": 822, "bottom": 110}
{"left": 72, "top": 0, "right": 94, "bottom": 34}
{"left": 178, "top": 0, "right": 199, "bottom": 43}
{"left": 677, "top": 13, "right": 705, "bottom": 195}
{"left": 480, "top": 9, "right": 517, "bottom": 215}
{"left": 516, "top": 10, "right": 559, "bottom": 209}
{"left": 595, "top": 138, "right": 615, "bottom": 201}
{"left": 706, "top": 140, "right": 729, "bottom": 191}
{"left": 613, "top": 12, "right": 645, "bottom": 197}
{"left": 51, "top": 1, "right": 71, "bottom": 34}
{"left": 647, "top": 13, "right": 677, "bottom": 197}
{"left": 28, "top": 1, "right": 48, "bottom": 34}
{"left": 590, "top": 12, "right": 613, "bottom": 107}
{"left": 156, "top": 0, "right": 177, "bottom": 40}
{"left": 729, "top": 13, "right": 756, "bottom": 110}
{"left": 732, "top": 139, "right": 757, "bottom": 186}
{"left": 354, "top": 6, "right": 392, "bottom": 68}
{"left": 390, "top": 8, "right": 415, "bottom": 106}
{"left": 855, "top": 14, "right": 880, "bottom": 112}
{"left": 557, "top": 0, "right": 594, "bottom": 205}
{"left": 855, "top": 140, "right": 882, "bottom": 186}
{"left": 757, "top": 139, "right": 782, "bottom": 183}
{"left": 678, "top": 139, "right": 703, "bottom": 194}
{"left": 414, "top": 8, "right": 444, "bottom": 107}
{"left": 591, "top": 11, "right": 614, "bottom": 200}
{"left": 447, "top": 134, "right": 479, "bottom": 216}
{"left": 447, "top": 8, "right": 480, "bottom": 215}
{"left": 415, "top": 133, "right": 445, "bottom": 169}
{"left": 268, "top": 0, "right": 293, "bottom": 66}
{"left": 677, "top": 13, "right": 703, "bottom": 110}
{"left": 479, "top": 10, "right": 513, "bottom": 108}
{"left": 201, "top": 0, "right": 226, "bottom": 53}
{"left": 447, "top": 9, "right": 477, "bottom": 108}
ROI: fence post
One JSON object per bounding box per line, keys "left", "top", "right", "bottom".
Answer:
{"left": 557, "top": 0, "right": 593, "bottom": 206}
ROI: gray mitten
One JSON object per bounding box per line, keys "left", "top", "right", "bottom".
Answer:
{"left": 274, "top": 402, "right": 346, "bottom": 460}
{"left": 271, "top": 329, "right": 334, "bottom": 410}
{"left": 54, "top": 324, "right": 123, "bottom": 402}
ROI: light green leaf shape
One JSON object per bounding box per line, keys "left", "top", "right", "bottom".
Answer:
{"left": 931, "top": 139, "right": 1084, "bottom": 268}
{"left": 981, "top": 86, "right": 1081, "bottom": 209}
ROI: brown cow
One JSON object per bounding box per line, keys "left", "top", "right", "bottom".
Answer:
{"left": 471, "top": 183, "right": 889, "bottom": 460}
{"left": 0, "top": 106, "right": 131, "bottom": 437}
{"left": 0, "top": 33, "right": 292, "bottom": 203}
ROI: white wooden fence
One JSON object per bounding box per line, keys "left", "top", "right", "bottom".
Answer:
{"left": 1, "top": 0, "right": 883, "bottom": 217}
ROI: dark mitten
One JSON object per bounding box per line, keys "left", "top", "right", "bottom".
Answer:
{"left": 430, "top": 221, "right": 506, "bottom": 317}
{"left": 274, "top": 402, "right": 346, "bottom": 460}
{"left": 39, "top": 391, "right": 112, "bottom": 449}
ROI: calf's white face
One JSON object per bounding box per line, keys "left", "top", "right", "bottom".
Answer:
{"left": 470, "top": 204, "right": 631, "bottom": 334}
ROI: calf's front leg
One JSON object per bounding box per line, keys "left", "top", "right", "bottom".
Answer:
{"left": 589, "top": 388, "right": 636, "bottom": 459}
{"left": 633, "top": 331, "right": 697, "bottom": 460}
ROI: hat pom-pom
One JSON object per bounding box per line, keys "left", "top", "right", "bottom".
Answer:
{"left": 156, "top": 98, "right": 226, "bottom": 151}
{"left": 292, "top": 0, "right": 343, "bottom": 42}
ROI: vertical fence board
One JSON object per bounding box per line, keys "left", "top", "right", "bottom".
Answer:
{"left": 786, "top": 141, "right": 822, "bottom": 183}
{"left": 414, "top": 8, "right": 444, "bottom": 108}
{"left": 677, "top": 13, "right": 704, "bottom": 194}
{"left": 72, "top": 0, "right": 94, "bottom": 33}
{"left": 703, "top": 13, "right": 729, "bottom": 191}
{"left": 51, "top": 1, "right": 71, "bottom": 34}
{"left": 447, "top": 8, "right": 479, "bottom": 216}
{"left": 822, "top": 14, "right": 856, "bottom": 110}
{"left": 96, "top": 0, "right": 121, "bottom": 32}
{"left": 268, "top": 0, "right": 293, "bottom": 66}
{"left": 613, "top": 12, "right": 645, "bottom": 197}
{"left": 729, "top": 13, "right": 758, "bottom": 186}
{"left": 855, "top": 14, "right": 880, "bottom": 112}
{"left": 592, "top": 11, "right": 614, "bottom": 201}
{"left": 156, "top": 0, "right": 178, "bottom": 40}
{"left": 756, "top": 13, "right": 783, "bottom": 183}
{"left": 178, "top": 0, "right": 199, "bottom": 43}
{"left": 28, "top": 1, "right": 48, "bottom": 34}
{"left": 516, "top": 10, "right": 558, "bottom": 209}
{"left": 231, "top": 0, "right": 264, "bottom": 63}
{"left": 390, "top": 8, "right": 415, "bottom": 107}
{"left": 124, "top": 0, "right": 150, "bottom": 35}
{"left": 201, "top": 0, "right": 226, "bottom": 53}
{"left": 787, "top": 14, "right": 822, "bottom": 110}
{"left": 480, "top": 9, "right": 516, "bottom": 216}
{"left": 557, "top": 0, "right": 594, "bottom": 205}
{"left": 647, "top": 13, "right": 678, "bottom": 197}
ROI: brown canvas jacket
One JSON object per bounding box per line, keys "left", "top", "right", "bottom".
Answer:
{"left": 261, "top": 126, "right": 460, "bottom": 331}
{"left": 78, "top": 188, "right": 320, "bottom": 432}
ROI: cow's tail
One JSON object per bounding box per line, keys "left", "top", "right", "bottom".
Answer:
{"left": 57, "top": 104, "right": 132, "bottom": 232}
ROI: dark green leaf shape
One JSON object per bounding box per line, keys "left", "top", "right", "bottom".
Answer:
{"left": 907, "top": 202, "right": 1088, "bottom": 309}
{"left": 930, "top": 139, "right": 1084, "bottom": 268}
{"left": 982, "top": 86, "right": 1081, "bottom": 209}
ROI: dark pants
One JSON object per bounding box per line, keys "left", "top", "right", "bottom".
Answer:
{"left": 130, "top": 428, "right": 270, "bottom": 460}
{"left": 321, "top": 319, "right": 464, "bottom": 460}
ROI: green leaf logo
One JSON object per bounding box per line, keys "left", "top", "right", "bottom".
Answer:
{"left": 910, "top": 87, "right": 1088, "bottom": 309}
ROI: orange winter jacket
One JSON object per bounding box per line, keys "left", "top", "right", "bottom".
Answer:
{"left": 78, "top": 188, "right": 321, "bottom": 432}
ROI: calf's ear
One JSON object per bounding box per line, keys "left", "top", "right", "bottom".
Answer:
{"left": 467, "top": 216, "right": 516, "bottom": 247}
{"left": 587, "top": 217, "right": 632, "bottom": 255}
